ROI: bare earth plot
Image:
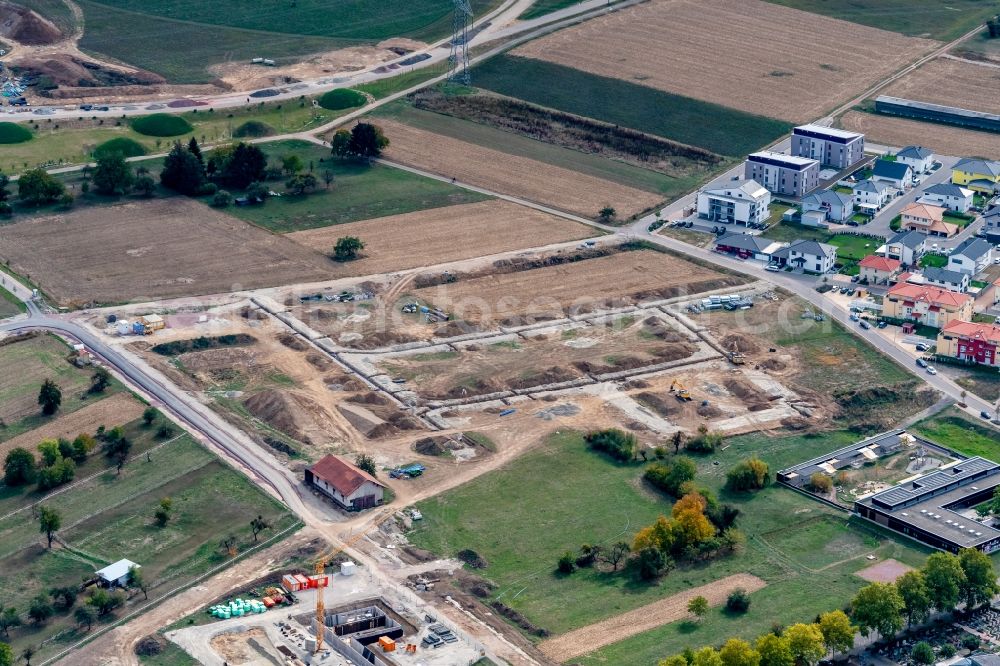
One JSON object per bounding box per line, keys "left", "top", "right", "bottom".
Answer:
{"left": 840, "top": 111, "right": 1000, "bottom": 160}
{"left": 415, "top": 250, "right": 746, "bottom": 325}
{"left": 0, "top": 393, "right": 145, "bottom": 461}
{"left": 538, "top": 573, "right": 767, "bottom": 662}
{"left": 881, "top": 58, "right": 1000, "bottom": 116}
{"left": 376, "top": 119, "right": 664, "bottom": 218}
{"left": 287, "top": 200, "right": 596, "bottom": 273}
{"left": 856, "top": 558, "right": 914, "bottom": 583}
{"left": 513, "top": 0, "right": 935, "bottom": 122}
{"left": 0, "top": 199, "right": 334, "bottom": 306}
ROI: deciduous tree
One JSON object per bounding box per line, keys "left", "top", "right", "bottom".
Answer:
{"left": 896, "top": 570, "right": 931, "bottom": 626}
{"left": 92, "top": 152, "right": 134, "bottom": 195}
{"left": 958, "top": 547, "right": 998, "bottom": 609}
{"left": 333, "top": 236, "right": 365, "bottom": 262}
{"left": 17, "top": 168, "right": 64, "bottom": 205}
{"left": 755, "top": 633, "right": 793, "bottom": 666}
{"left": 3, "top": 448, "right": 37, "bottom": 486}
{"left": 785, "top": 623, "right": 825, "bottom": 666}
{"left": 923, "top": 551, "right": 965, "bottom": 612}
{"left": 688, "top": 595, "right": 709, "bottom": 620}
{"left": 38, "top": 379, "right": 61, "bottom": 416}
{"left": 851, "top": 582, "right": 904, "bottom": 639}
{"left": 38, "top": 506, "right": 60, "bottom": 549}
{"left": 347, "top": 122, "right": 389, "bottom": 159}
{"left": 250, "top": 515, "right": 272, "bottom": 542}
{"left": 719, "top": 638, "right": 760, "bottom": 666}
{"left": 818, "top": 610, "right": 854, "bottom": 658}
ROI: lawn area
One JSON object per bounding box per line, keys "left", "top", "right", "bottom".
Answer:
{"left": 763, "top": 0, "right": 1000, "bottom": 41}
{"left": 0, "top": 99, "right": 342, "bottom": 174}
{"left": 411, "top": 429, "right": 930, "bottom": 660}
{"left": 354, "top": 62, "right": 450, "bottom": 100}
{"left": 0, "top": 432, "right": 298, "bottom": 661}
{"left": 0, "top": 284, "right": 25, "bottom": 317}
{"left": 952, "top": 365, "right": 1000, "bottom": 403}
{"left": 828, "top": 234, "right": 881, "bottom": 262}
{"left": 920, "top": 252, "right": 949, "bottom": 268}
{"left": 372, "top": 101, "right": 718, "bottom": 197}
{"left": 0, "top": 333, "right": 124, "bottom": 442}
{"left": 944, "top": 212, "right": 975, "bottom": 228}
{"left": 472, "top": 56, "right": 792, "bottom": 157}
{"left": 218, "top": 140, "right": 489, "bottom": 232}
{"left": 762, "top": 220, "right": 832, "bottom": 243}
{"left": 912, "top": 407, "right": 999, "bottom": 459}
{"left": 519, "top": 0, "right": 583, "bottom": 19}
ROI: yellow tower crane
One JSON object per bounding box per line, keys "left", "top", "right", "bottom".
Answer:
{"left": 314, "top": 509, "right": 394, "bottom": 654}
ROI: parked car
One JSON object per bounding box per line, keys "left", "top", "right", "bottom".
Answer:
{"left": 926, "top": 366, "right": 937, "bottom": 375}
{"left": 915, "top": 343, "right": 929, "bottom": 352}
{"left": 981, "top": 411, "right": 993, "bottom": 420}
{"left": 877, "top": 321, "right": 888, "bottom": 329}
{"left": 849, "top": 313, "right": 860, "bottom": 322}
{"left": 916, "top": 358, "right": 928, "bottom": 368}
{"left": 859, "top": 320, "right": 871, "bottom": 330}
{"left": 765, "top": 264, "right": 780, "bottom": 272}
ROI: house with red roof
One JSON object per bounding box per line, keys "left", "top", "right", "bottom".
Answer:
{"left": 937, "top": 320, "right": 1000, "bottom": 368}
{"left": 858, "top": 255, "right": 901, "bottom": 285}
{"left": 883, "top": 282, "right": 973, "bottom": 329}
{"left": 305, "top": 455, "right": 385, "bottom": 511}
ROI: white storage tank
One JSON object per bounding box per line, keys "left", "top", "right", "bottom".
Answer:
{"left": 116, "top": 320, "right": 131, "bottom": 336}
{"left": 340, "top": 561, "right": 356, "bottom": 576}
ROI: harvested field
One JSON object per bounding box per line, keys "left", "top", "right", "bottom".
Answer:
{"left": 856, "top": 558, "right": 914, "bottom": 583}
{"left": 881, "top": 58, "right": 1000, "bottom": 116}
{"left": 287, "top": 200, "right": 595, "bottom": 273}
{"left": 840, "top": 111, "right": 1000, "bottom": 160}
{"left": 0, "top": 199, "right": 334, "bottom": 306}
{"left": 512, "top": 0, "right": 935, "bottom": 122}
{"left": 415, "top": 249, "right": 746, "bottom": 325}
{"left": 375, "top": 315, "right": 699, "bottom": 399}
{"left": 0, "top": 393, "right": 145, "bottom": 461}
{"left": 539, "top": 573, "right": 766, "bottom": 662}
{"left": 376, "top": 119, "right": 664, "bottom": 218}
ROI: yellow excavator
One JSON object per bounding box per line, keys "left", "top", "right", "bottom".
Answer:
{"left": 669, "top": 379, "right": 692, "bottom": 401}
{"left": 727, "top": 342, "right": 746, "bottom": 365}
{"left": 313, "top": 509, "right": 394, "bottom": 653}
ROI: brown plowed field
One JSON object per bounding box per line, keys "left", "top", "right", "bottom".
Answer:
{"left": 415, "top": 249, "right": 746, "bottom": 325}
{"left": 840, "top": 111, "right": 1000, "bottom": 160}
{"left": 0, "top": 199, "right": 334, "bottom": 306}
{"left": 538, "top": 573, "right": 767, "bottom": 662}
{"left": 881, "top": 57, "right": 1000, "bottom": 116}
{"left": 513, "top": 0, "right": 935, "bottom": 122}
{"left": 0, "top": 393, "right": 145, "bottom": 461}
{"left": 288, "top": 200, "right": 595, "bottom": 273}
{"left": 376, "top": 119, "right": 663, "bottom": 218}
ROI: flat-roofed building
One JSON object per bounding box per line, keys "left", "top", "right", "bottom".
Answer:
{"left": 791, "top": 124, "right": 865, "bottom": 169}
{"left": 745, "top": 151, "right": 820, "bottom": 197}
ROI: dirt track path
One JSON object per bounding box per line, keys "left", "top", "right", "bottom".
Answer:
{"left": 537, "top": 573, "right": 767, "bottom": 662}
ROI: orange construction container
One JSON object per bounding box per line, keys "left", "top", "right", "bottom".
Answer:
{"left": 282, "top": 574, "right": 301, "bottom": 592}
{"left": 294, "top": 574, "right": 310, "bottom": 588}
{"left": 309, "top": 574, "right": 330, "bottom": 588}
{"left": 378, "top": 636, "right": 396, "bottom": 652}
{"left": 262, "top": 597, "right": 275, "bottom": 608}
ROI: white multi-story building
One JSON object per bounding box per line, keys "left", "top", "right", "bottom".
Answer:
{"left": 696, "top": 180, "right": 771, "bottom": 226}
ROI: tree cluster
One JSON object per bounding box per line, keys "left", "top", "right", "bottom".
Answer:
{"left": 329, "top": 123, "right": 389, "bottom": 160}
{"left": 644, "top": 457, "right": 697, "bottom": 497}
{"left": 585, "top": 428, "right": 637, "bottom": 462}
{"left": 726, "top": 457, "right": 770, "bottom": 492}
{"left": 686, "top": 425, "right": 723, "bottom": 454}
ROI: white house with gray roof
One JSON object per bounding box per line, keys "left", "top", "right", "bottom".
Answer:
{"left": 696, "top": 179, "right": 771, "bottom": 226}
{"left": 872, "top": 159, "right": 913, "bottom": 189}
{"left": 882, "top": 230, "right": 926, "bottom": 267}
{"left": 947, "top": 238, "right": 993, "bottom": 276}
{"left": 801, "top": 189, "right": 853, "bottom": 222}
{"left": 922, "top": 267, "right": 970, "bottom": 293}
{"left": 853, "top": 179, "right": 893, "bottom": 211}
{"left": 771, "top": 239, "right": 837, "bottom": 274}
{"left": 896, "top": 146, "right": 934, "bottom": 174}
{"left": 918, "top": 183, "right": 974, "bottom": 213}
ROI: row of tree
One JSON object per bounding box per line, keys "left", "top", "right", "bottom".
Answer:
{"left": 663, "top": 549, "right": 998, "bottom": 666}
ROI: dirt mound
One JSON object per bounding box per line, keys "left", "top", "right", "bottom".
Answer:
{"left": 0, "top": 2, "right": 62, "bottom": 45}
{"left": 14, "top": 54, "right": 165, "bottom": 89}
{"left": 508, "top": 366, "right": 578, "bottom": 390}
{"left": 724, "top": 378, "right": 771, "bottom": 410}
{"left": 758, "top": 357, "right": 786, "bottom": 371}
{"left": 414, "top": 436, "right": 449, "bottom": 456}
{"left": 347, "top": 391, "right": 393, "bottom": 406}
{"left": 443, "top": 376, "right": 506, "bottom": 399}
{"left": 277, "top": 333, "right": 308, "bottom": 351}
{"left": 636, "top": 392, "right": 681, "bottom": 417}
{"left": 306, "top": 353, "right": 331, "bottom": 370}
{"left": 243, "top": 389, "right": 313, "bottom": 444}
{"left": 642, "top": 318, "right": 687, "bottom": 343}
{"left": 696, "top": 403, "right": 723, "bottom": 418}
{"left": 780, "top": 416, "right": 811, "bottom": 430}
{"left": 721, "top": 333, "right": 760, "bottom": 355}
{"left": 336, "top": 402, "right": 385, "bottom": 436}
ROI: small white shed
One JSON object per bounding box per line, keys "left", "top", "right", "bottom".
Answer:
{"left": 96, "top": 559, "right": 139, "bottom": 588}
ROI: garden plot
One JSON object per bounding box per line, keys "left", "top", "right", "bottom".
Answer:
{"left": 414, "top": 248, "right": 746, "bottom": 328}
{"left": 840, "top": 111, "right": 1000, "bottom": 160}
{"left": 374, "top": 119, "right": 664, "bottom": 218}
{"left": 287, "top": 200, "right": 595, "bottom": 275}
{"left": 0, "top": 198, "right": 334, "bottom": 306}
{"left": 512, "top": 0, "right": 934, "bottom": 122}
{"left": 363, "top": 314, "right": 703, "bottom": 400}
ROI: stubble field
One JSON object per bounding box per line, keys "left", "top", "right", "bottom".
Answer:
{"left": 840, "top": 111, "right": 1000, "bottom": 160}
{"left": 287, "top": 200, "right": 597, "bottom": 273}
{"left": 376, "top": 119, "right": 665, "bottom": 218}
{"left": 881, "top": 58, "right": 1000, "bottom": 115}
{"left": 513, "top": 0, "right": 935, "bottom": 122}
{"left": 0, "top": 198, "right": 334, "bottom": 306}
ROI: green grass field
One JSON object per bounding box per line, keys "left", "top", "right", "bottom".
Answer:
{"left": 218, "top": 140, "right": 489, "bottom": 232}
{"left": 411, "top": 429, "right": 929, "bottom": 659}
{"left": 828, "top": 234, "right": 881, "bottom": 262}
{"left": 76, "top": 0, "right": 501, "bottom": 83}
{"left": 913, "top": 408, "right": 1000, "bottom": 459}
{"left": 0, "top": 334, "right": 124, "bottom": 442}
{"left": 0, "top": 285, "right": 25, "bottom": 318}
{"left": 373, "top": 102, "right": 721, "bottom": 197}
{"left": 0, "top": 432, "right": 297, "bottom": 661}
{"left": 763, "top": 0, "right": 1000, "bottom": 41}
{"left": 472, "top": 56, "right": 792, "bottom": 157}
